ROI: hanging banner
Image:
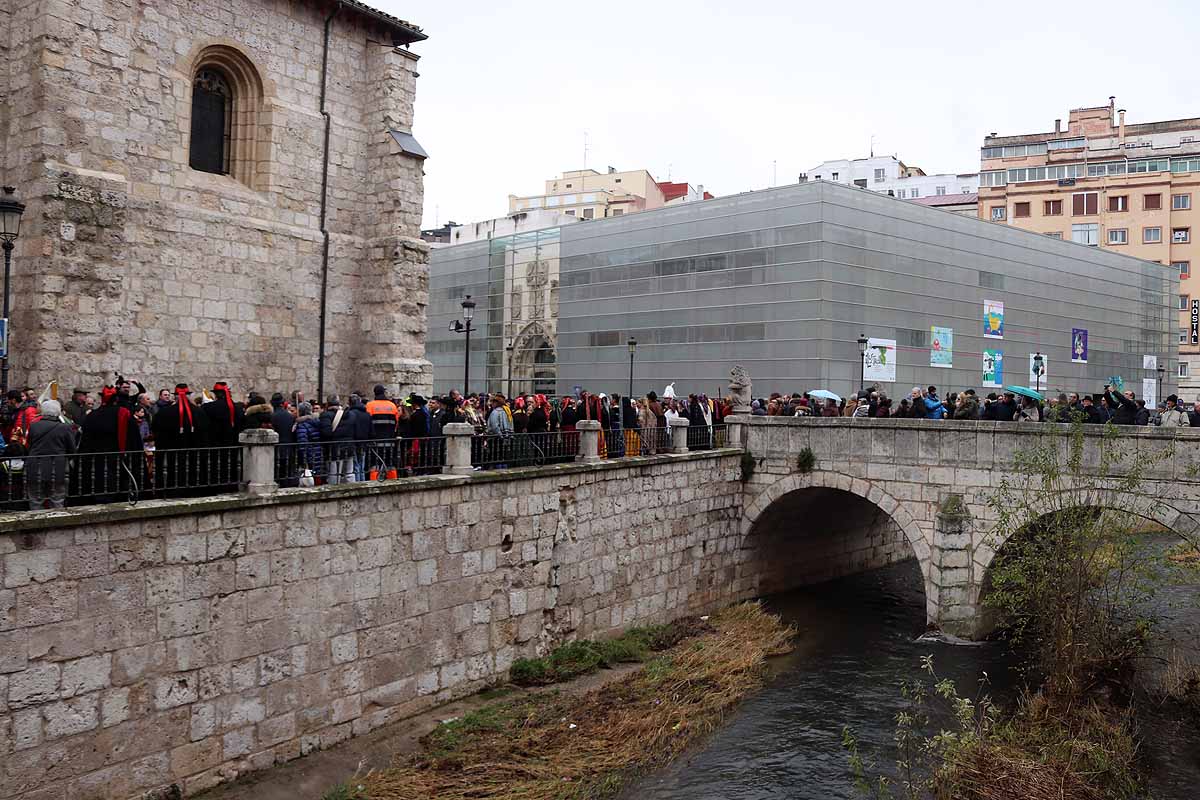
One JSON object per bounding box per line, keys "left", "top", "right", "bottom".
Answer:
{"left": 1071, "top": 328, "right": 1088, "bottom": 363}
{"left": 983, "top": 299, "right": 1004, "bottom": 339}
{"left": 863, "top": 338, "right": 897, "bottom": 383}
{"left": 930, "top": 326, "right": 953, "bottom": 368}
{"left": 1192, "top": 299, "right": 1199, "bottom": 345}
{"left": 1029, "top": 354, "right": 1047, "bottom": 385}
{"left": 1143, "top": 378, "right": 1158, "bottom": 409}
{"left": 983, "top": 349, "right": 1004, "bottom": 388}
{"left": 1143, "top": 354, "right": 1158, "bottom": 371}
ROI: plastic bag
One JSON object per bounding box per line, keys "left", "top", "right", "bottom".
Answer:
{"left": 298, "top": 468, "right": 315, "bottom": 488}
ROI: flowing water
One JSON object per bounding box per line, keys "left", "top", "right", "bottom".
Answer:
{"left": 625, "top": 553, "right": 1200, "bottom": 799}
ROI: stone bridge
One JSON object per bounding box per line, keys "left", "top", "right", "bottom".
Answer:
{"left": 3, "top": 418, "right": 1199, "bottom": 799}
{"left": 730, "top": 415, "right": 1200, "bottom": 638}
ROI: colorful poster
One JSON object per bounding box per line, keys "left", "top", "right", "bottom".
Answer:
{"left": 984, "top": 299, "right": 1004, "bottom": 339}
{"left": 1143, "top": 354, "right": 1158, "bottom": 371}
{"left": 1071, "top": 328, "right": 1088, "bottom": 363}
{"left": 930, "top": 326, "right": 953, "bottom": 368}
{"left": 1143, "top": 378, "right": 1158, "bottom": 409}
{"left": 863, "top": 338, "right": 897, "bottom": 383}
{"left": 1029, "top": 353, "right": 1047, "bottom": 386}
{"left": 983, "top": 349, "right": 1004, "bottom": 388}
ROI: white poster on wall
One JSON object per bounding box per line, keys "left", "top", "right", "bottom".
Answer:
{"left": 1143, "top": 378, "right": 1158, "bottom": 409}
{"left": 1143, "top": 354, "right": 1158, "bottom": 371}
{"left": 863, "top": 338, "right": 897, "bottom": 384}
{"left": 1029, "top": 353, "right": 1047, "bottom": 386}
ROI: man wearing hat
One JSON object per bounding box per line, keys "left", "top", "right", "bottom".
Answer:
{"left": 1160, "top": 394, "right": 1190, "bottom": 427}
{"left": 151, "top": 384, "right": 212, "bottom": 495}
{"left": 65, "top": 387, "right": 90, "bottom": 426}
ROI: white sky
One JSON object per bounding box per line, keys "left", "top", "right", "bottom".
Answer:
{"left": 377, "top": 0, "right": 1198, "bottom": 230}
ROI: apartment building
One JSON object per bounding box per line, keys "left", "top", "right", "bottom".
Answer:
{"left": 978, "top": 99, "right": 1200, "bottom": 395}
{"left": 805, "top": 155, "right": 978, "bottom": 207}
{"left": 508, "top": 167, "right": 710, "bottom": 220}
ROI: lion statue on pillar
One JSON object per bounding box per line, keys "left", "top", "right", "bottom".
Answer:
{"left": 728, "top": 364, "right": 752, "bottom": 413}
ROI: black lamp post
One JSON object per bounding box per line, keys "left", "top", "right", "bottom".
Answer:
{"left": 627, "top": 337, "right": 637, "bottom": 400}
{"left": 1032, "top": 351, "right": 1044, "bottom": 395}
{"left": 505, "top": 342, "right": 514, "bottom": 399}
{"left": 1157, "top": 363, "right": 1165, "bottom": 404}
{"left": 449, "top": 295, "right": 476, "bottom": 396}
{"left": 0, "top": 187, "right": 25, "bottom": 395}
{"left": 857, "top": 333, "right": 869, "bottom": 393}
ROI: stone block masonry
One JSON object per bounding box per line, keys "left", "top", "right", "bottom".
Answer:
{"left": 0, "top": 450, "right": 743, "bottom": 800}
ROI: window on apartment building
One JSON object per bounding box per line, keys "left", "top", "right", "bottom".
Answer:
{"left": 854, "top": 179, "right": 868, "bottom": 188}
{"left": 1181, "top": 294, "right": 1190, "bottom": 311}
{"left": 1072, "top": 192, "right": 1099, "bottom": 215}
{"left": 1014, "top": 202, "right": 1030, "bottom": 218}
{"left": 911, "top": 188, "right": 919, "bottom": 198}
{"left": 814, "top": 174, "right": 821, "bottom": 180}
{"left": 582, "top": 208, "right": 594, "bottom": 220}
{"left": 991, "top": 206, "right": 1006, "bottom": 221}
{"left": 1145, "top": 226, "right": 1163, "bottom": 243}
{"left": 1044, "top": 199, "right": 1063, "bottom": 216}
{"left": 874, "top": 168, "right": 885, "bottom": 182}
{"left": 1181, "top": 328, "right": 1189, "bottom": 345}
{"left": 897, "top": 189, "right": 906, "bottom": 199}
{"left": 1145, "top": 193, "right": 1162, "bottom": 210}
{"left": 1108, "top": 195, "right": 1128, "bottom": 212}
{"left": 565, "top": 183, "right": 572, "bottom": 188}
{"left": 1071, "top": 223, "right": 1099, "bottom": 246}
{"left": 979, "top": 171, "right": 1007, "bottom": 187}
{"left": 1174, "top": 228, "right": 1191, "bottom": 243}
{"left": 611, "top": 209, "right": 624, "bottom": 216}
{"left": 1108, "top": 228, "right": 1128, "bottom": 245}
{"left": 1175, "top": 261, "right": 1191, "bottom": 278}
{"left": 1174, "top": 194, "right": 1192, "bottom": 210}
{"left": 565, "top": 210, "right": 576, "bottom": 216}
{"left": 936, "top": 186, "right": 946, "bottom": 195}
{"left": 614, "top": 178, "right": 621, "bottom": 183}
{"left": 832, "top": 172, "right": 839, "bottom": 181}
{"left": 1180, "top": 362, "right": 1190, "bottom": 379}
{"left": 1045, "top": 232, "right": 1063, "bottom": 239}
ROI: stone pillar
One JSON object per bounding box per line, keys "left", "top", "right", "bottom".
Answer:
{"left": 576, "top": 419, "right": 602, "bottom": 463}
{"left": 930, "top": 493, "right": 977, "bottom": 637}
{"left": 239, "top": 429, "right": 279, "bottom": 496}
{"left": 669, "top": 419, "right": 690, "bottom": 454}
{"left": 724, "top": 414, "right": 747, "bottom": 449}
{"left": 444, "top": 422, "right": 475, "bottom": 475}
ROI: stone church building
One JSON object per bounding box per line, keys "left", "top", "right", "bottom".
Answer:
{"left": 0, "top": 0, "right": 432, "bottom": 398}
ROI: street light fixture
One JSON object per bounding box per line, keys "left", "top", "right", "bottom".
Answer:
{"left": 857, "top": 333, "right": 869, "bottom": 393}
{"left": 1032, "top": 351, "right": 1044, "bottom": 395}
{"left": 448, "top": 295, "right": 476, "bottom": 397}
{"left": 505, "top": 342, "right": 515, "bottom": 399}
{"left": 1157, "top": 363, "right": 1166, "bottom": 404}
{"left": 627, "top": 337, "right": 637, "bottom": 401}
{"left": 0, "top": 186, "right": 25, "bottom": 394}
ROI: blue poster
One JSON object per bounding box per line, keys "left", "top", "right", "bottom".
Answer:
{"left": 983, "top": 349, "right": 1003, "bottom": 388}
{"left": 930, "top": 326, "right": 952, "bottom": 368}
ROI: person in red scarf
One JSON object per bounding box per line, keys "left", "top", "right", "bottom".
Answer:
{"left": 150, "top": 384, "right": 212, "bottom": 496}
{"left": 77, "top": 385, "right": 145, "bottom": 503}
{"left": 203, "top": 381, "right": 245, "bottom": 447}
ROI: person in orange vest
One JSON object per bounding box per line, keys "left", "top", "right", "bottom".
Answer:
{"left": 365, "top": 384, "right": 400, "bottom": 477}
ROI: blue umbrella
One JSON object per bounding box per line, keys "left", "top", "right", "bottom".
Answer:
{"left": 808, "top": 389, "right": 842, "bottom": 402}
{"left": 1003, "top": 385, "right": 1045, "bottom": 401}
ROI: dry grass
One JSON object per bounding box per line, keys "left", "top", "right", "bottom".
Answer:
{"left": 363, "top": 602, "right": 794, "bottom": 800}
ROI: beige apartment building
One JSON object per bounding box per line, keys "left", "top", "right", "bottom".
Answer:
{"left": 978, "top": 99, "right": 1200, "bottom": 396}
{"left": 508, "top": 167, "right": 710, "bottom": 220}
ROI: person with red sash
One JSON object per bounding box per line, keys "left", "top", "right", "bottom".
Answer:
{"left": 78, "top": 385, "right": 144, "bottom": 503}
{"left": 151, "top": 384, "right": 211, "bottom": 496}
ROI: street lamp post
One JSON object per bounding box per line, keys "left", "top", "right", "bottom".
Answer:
{"left": 0, "top": 186, "right": 25, "bottom": 395}
{"left": 1032, "top": 351, "right": 1044, "bottom": 395}
{"left": 857, "top": 333, "right": 869, "bottom": 393}
{"left": 627, "top": 337, "right": 637, "bottom": 401}
{"left": 1157, "top": 363, "right": 1165, "bottom": 404}
{"left": 505, "top": 342, "right": 514, "bottom": 399}
{"left": 449, "top": 296, "right": 476, "bottom": 397}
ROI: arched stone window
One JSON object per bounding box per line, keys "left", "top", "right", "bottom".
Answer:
{"left": 189, "top": 69, "right": 232, "bottom": 174}
{"left": 185, "top": 45, "right": 265, "bottom": 187}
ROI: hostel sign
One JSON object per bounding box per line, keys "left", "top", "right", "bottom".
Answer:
{"left": 1192, "top": 299, "right": 1199, "bottom": 345}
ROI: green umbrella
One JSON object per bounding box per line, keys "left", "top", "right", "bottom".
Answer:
{"left": 1004, "top": 385, "right": 1045, "bottom": 401}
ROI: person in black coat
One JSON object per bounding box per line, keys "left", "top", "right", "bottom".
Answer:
{"left": 1105, "top": 386, "right": 1138, "bottom": 425}
{"left": 319, "top": 396, "right": 356, "bottom": 483}
{"left": 203, "top": 382, "right": 245, "bottom": 446}
{"left": 78, "top": 386, "right": 145, "bottom": 503}
{"left": 150, "top": 385, "right": 212, "bottom": 496}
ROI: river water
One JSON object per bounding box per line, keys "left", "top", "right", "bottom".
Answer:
{"left": 626, "top": 555, "right": 1200, "bottom": 800}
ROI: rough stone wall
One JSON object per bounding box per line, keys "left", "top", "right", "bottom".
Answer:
{"left": 0, "top": 0, "right": 430, "bottom": 396}
{"left": 0, "top": 452, "right": 742, "bottom": 800}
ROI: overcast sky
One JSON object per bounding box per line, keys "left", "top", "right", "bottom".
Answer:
{"left": 378, "top": 0, "right": 1197, "bottom": 230}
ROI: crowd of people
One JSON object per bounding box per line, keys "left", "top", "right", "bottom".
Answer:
{"left": 748, "top": 383, "right": 1200, "bottom": 426}
{"left": 0, "top": 379, "right": 729, "bottom": 509}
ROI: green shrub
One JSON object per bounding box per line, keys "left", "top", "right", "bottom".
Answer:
{"left": 740, "top": 451, "right": 757, "bottom": 482}
{"left": 796, "top": 447, "right": 815, "bottom": 473}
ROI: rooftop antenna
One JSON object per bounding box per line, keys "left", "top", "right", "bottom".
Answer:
{"left": 667, "top": 162, "right": 672, "bottom": 180}
{"left": 870, "top": 134, "right": 875, "bottom": 158}
{"left": 772, "top": 160, "right": 777, "bottom": 187}
{"left": 583, "top": 131, "right": 589, "bottom": 169}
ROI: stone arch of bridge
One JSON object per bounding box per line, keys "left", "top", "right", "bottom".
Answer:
{"left": 739, "top": 470, "right": 934, "bottom": 605}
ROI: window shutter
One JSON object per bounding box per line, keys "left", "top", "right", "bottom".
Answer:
{"left": 1072, "top": 194, "right": 1084, "bottom": 215}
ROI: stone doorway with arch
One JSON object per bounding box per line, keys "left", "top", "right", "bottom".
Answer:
{"left": 509, "top": 322, "right": 557, "bottom": 397}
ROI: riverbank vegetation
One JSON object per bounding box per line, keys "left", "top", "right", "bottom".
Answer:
{"left": 361, "top": 602, "right": 794, "bottom": 800}
{"left": 848, "top": 421, "right": 1200, "bottom": 799}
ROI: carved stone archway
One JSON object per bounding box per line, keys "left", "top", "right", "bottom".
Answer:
{"left": 509, "top": 322, "right": 556, "bottom": 397}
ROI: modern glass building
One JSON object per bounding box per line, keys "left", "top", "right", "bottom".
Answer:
{"left": 428, "top": 181, "right": 1175, "bottom": 401}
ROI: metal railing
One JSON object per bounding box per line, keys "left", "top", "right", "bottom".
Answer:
{"left": 275, "top": 437, "right": 448, "bottom": 486}
{"left": 686, "top": 423, "right": 727, "bottom": 450}
{"left": 472, "top": 432, "right": 572, "bottom": 469}
{"left": 1, "top": 446, "right": 242, "bottom": 511}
